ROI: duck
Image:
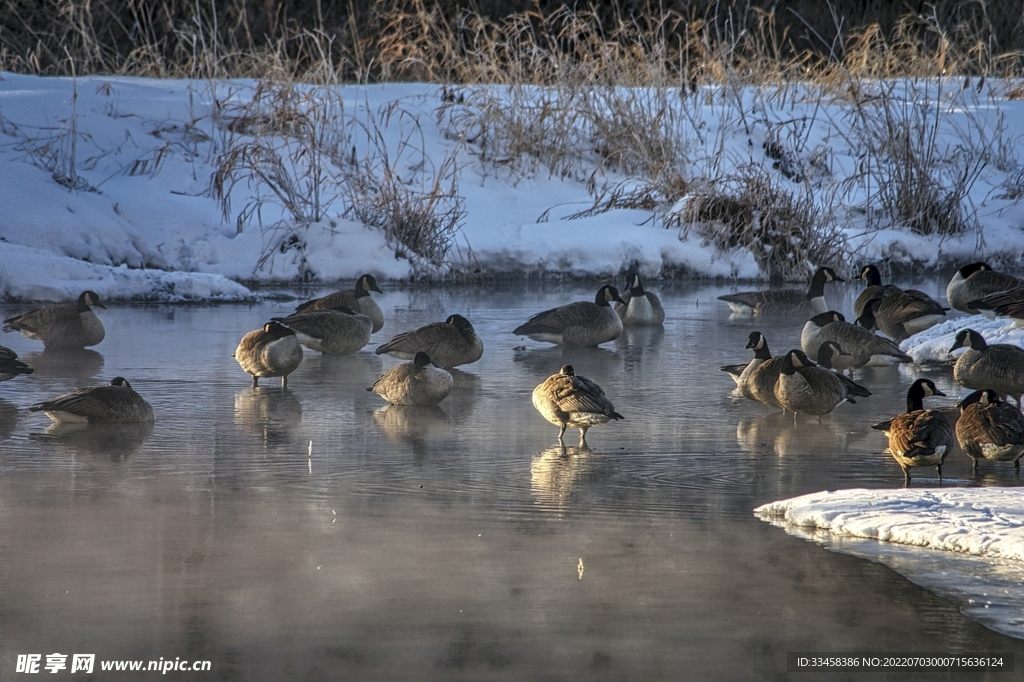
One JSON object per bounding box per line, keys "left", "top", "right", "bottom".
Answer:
{"left": 0, "top": 345, "right": 33, "bottom": 382}
{"left": 955, "top": 388, "right": 1024, "bottom": 473}
{"left": 946, "top": 263, "right": 1024, "bottom": 314}
{"left": 3, "top": 291, "right": 106, "bottom": 349}
{"left": 773, "top": 349, "right": 870, "bottom": 417}
{"left": 728, "top": 331, "right": 785, "bottom": 409}
{"left": 717, "top": 266, "right": 842, "bottom": 316}
{"left": 368, "top": 351, "right": 453, "bottom": 406}
{"left": 375, "top": 314, "right": 483, "bottom": 368}
{"left": 532, "top": 364, "right": 623, "bottom": 445}
{"left": 801, "top": 310, "right": 911, "bottom": 370}
{"left": 271, "top": 307, "right": 372, "bottom": 355}
{"left": 949, "top": 328, "right": 1024, "bottom": 405}
{"left": 234, "top": 321, "right": 304, "bottom": 387}
{"left": 29, "top": 377, "right": 154, "bottom": 423}
{"left": 871, "top": 378, "right": 954, "bottom": 483}
{"left": 615, "top": 274, "right": 665, "bottom": 326}
{"left": 513, "top": 285, "right": 624, "bottom": 346}
{"left": 294, "top": 274, "right": 385, "bottom": 332}
{"left": 968, "top": 285, "right": 1024, "bottom": 326}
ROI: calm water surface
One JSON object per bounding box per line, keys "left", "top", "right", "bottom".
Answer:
{"left": 1, "top": 279, "right": 1022, "bottom": 681}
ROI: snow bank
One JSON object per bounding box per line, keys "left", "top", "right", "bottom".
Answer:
{"left": 900, "top": 314, "right": 1024, "bottom": 364}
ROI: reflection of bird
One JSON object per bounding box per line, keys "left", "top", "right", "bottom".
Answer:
{"left": 375, "top": 314, "right": 483, "bottom": 367}
{"left": 802, "top": 310, "right": 911, "bottom": 370}
{"left": 736, "top": 411, "right": 852, "bottom": 457}
{"left": 234, "top": 321, "right": 303, "bottom": 387}
{"left": 294, "top": 274, "right": 384, "bottom": 332}
{"left": 970, "top": 286, "right": 1024, "bottom": 326}
{"left": 272, "top": 308, "right": 372, "bottom": 355}
{"left": 615, "top": 274, "right": 665, "bottom": 326}
{"left": 530, "top": 443, "right": 593, "bottom": 511}
{"left": 514, "top": 286, "right": 624, "bottom": 346}
{"left": 233, "top": 386, "right": 303, "bottom": 445}
{"left": 946, "top": 262, "right": 1023, "bottom": 314}
{"left": 369, "top": 352, "right": 453, "bottom": 406}
{"left": 949, "top": 328, "right": 1024, "bottom": 405}
{"left": 21, "top": 348, "right": 103, "bottom": 381}
{"left": 0, "top": 398, "right": 19, "bottom": 439}
{"left": 955, "top": 388, "right": 1024, "bottom": 473}
{"left": 0, "top": 345, "right": 33, "bottom": 382}
{"left": 532, "top": 365, "right": 623, "bottom": 445}
{"left": 372, "top": 404, "right": 450, "bottom": 443}
{"left": 3, "top": 291, "right": 106, "bottom": 349}
{"left": 30, "top": 377, "right": 154, "bottom": 423}
{"left": 853, "top": 264, "right": 946, "bottom": 338}
{"left": 36, "top": 421, "right": 154, "bottom": 459}
{"left": 872, "top": 378, "right": 954, "bottom": 484}
{"left": 717, "top": 267, "right": 842, "bottom": 316}
{"left": 774, "top": 349, "right": 869, "bottom": 417}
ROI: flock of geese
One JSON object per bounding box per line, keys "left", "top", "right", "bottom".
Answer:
{"left": 1, "top": 264, "right": 1024, "bottom": 483}
{"left": 719, "top": 263, "right": 1024, "bottom": 483}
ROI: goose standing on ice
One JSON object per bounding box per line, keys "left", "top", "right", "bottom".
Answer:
{"left": 368, "top": 351, "right": 453, "bottom": 406}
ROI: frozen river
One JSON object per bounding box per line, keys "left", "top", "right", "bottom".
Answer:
{"left": 1, "top": 279, "right": 1022, "bottom": 680}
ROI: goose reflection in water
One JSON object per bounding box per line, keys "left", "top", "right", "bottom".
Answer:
{"left": 614, "top": 324, "right": 665, "bottom": 372}
{"left": 234, "top": 387, "right": 302, "bottom": 446}
{"left": 34, "top": 421, "right": 155, "bottom": 460}
{"left": 513, "top": 344, "right": 621, "bottom": 379}
{"left": 372, "top": 404, "right": 450, "bottom": 462}
{"left": 0, "top": 398, "right": 19, "bottom": 439}
{"left": 530, "top": 443, "right": 595, "bottom": 513}
{"left": 22, "top": 349, "right": 104, "bottom": 382}
{"left": 736, "top": 411, "right": 863, "bottom": 458}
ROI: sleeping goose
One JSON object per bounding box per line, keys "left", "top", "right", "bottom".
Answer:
{"left": 30, "top": 377, "right": 154, "bottom": 423}
{"left": 368, "top": 351, "right": 453, "bottom": 406}
{"left": 801, "top": 311, "right": 911, "bottom": 370}
{"left": 0, "top": 345, "right": 33, "bottom": 382}
{"left": 717, "top": 266, "right": 842, "bottom": 317}
{"left": 615, "top": 274, "right": 665, "bottom": 326}
{"left": 294, "top": 274, "right": 385, "bottom": 332}
{"left": 773, "top": 349, "right": 870, "bottom": 418}
{"left": 514, "top": 285, "right": 624, "bottom": 346}
{"left": 968, "top": 285, "right": 1024, "bottom": 326}
{"left": 234, "top": 321, "right": 304, "bottom": 387}
{"left": 532, "top": 364, "right": 623, "bottom": 445}
{"left": 271, "top": 307, "right": 372, "bottom": 355}
{"left": 946, "top": 263, "right": 1024, "bottom": 314}
{"left": 872, "top": 378, "right": 954, "bottom": 483}
{"left": 949, "top": 329, "right": 1024, "bottom": 406}
{"left": 375, "top": 314, "right": 483, "bottom": 368}
{"left": 3, "top": 291, "right": 106, "bottom": 349}
{"left": 955, "top": 388, "right": 1024, "bottom": 473}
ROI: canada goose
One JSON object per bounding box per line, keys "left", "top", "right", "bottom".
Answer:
{"left": 0, "top": 346, "right": 33, "bottom": 382}
{"left": 871, "top": 378, "right": 954, "bottom": 483}
{"left": 774, "top": 349, "right": 870, "bottom": 417}
{"left": 725, "top": 331, "right": 782, "bottom": 408}
{"left": 532, "top": 364, "right": 623, "bottom": 445}
{"left": 271, "top": 308, "right": 372, "bottom": 355}
{"left": 853, "top": 265, "right": 947, "bottom": 336}
{"left": 514, "top": 285, "right": 624, "bottom": 346}
{"left": 969, "top": 285, "right": 1024, "bottom": 326}
{"left": 955, "top": 388, "right": 1024, "bottom": 473}
{"left": 234, "top": 321, "right": 303, "bottom": 387}
{"left": 294, "top": 274, "right": 385, "bottom": 332}
{"left": 368, "top": 351, "right": 453, "bottom": 406}
{"left": 814, "top": 340, "right": 856, "bottom": 373}
{"left": 29, "top": 377, "right": 154, "bottom": 423}
{"left": 615, "top": 274, "right": 665, "bottom": 326}
{"left": 717, "top": 266, "right": 842, "bottom": 316}
{"left": 946, "top": 263, "right": 1024, "bottom": 314}
{"left": 801, "top": 310, "right": 911, "bottom": 370}
{"left": 949, "top": 329, "right": 1024, "bottom": 405}
{"left": 375, "top": 314, "right": 483, "bottom": 367}
{"left": 3, "top": 291, "right": 106, "bottom": 349}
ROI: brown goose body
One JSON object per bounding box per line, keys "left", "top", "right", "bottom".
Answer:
{"left": 946, "top": 263, "right": 1024, "bottom": 314}
{"left": 853, "top": 265, "right": 946, "bottom": 338}
{"left": 615, "top": 275, "right": 665, "bottom": 326}
{"left": 950, "top": 329, "right": 1024, "bottom": 404}
{"left": 235, "top": 321, "right": 304, "bottom": 387}
{"left": 970, "top": 285, "right": 1024, "bottom": 326}
{"left": 955, "top": 389, "right": 1024, "bottom": 471}
{"left": 801, "top": 311, "right": 911, "bottom": 369}
{"left": 514, "top": 286, "right": 624, "bottom": 346}
{"left": 532, "top": 365, "right": 623, "bottom": 445}
{"left": 376, "top": 314, "right": 483, "bottom": 368}
{"left": 369, "top": 351, "right": 453, "bottom": 406}
{"left": 295, "top": 274, "right": 384, "bottom": 332}
{"left": 774, "top": 349, "right": 870, "bottom": 416}
{"left": 717, "top": 267, "right": 842, "bottom": 317}
{"left": 30, "top": 377, "right": 154, "bottom": 423}
{"left": 3, "top": 291, "right": 106, "bottom": 349}
{"left": 273, "top": 309, "right": 372, "bottom": 355}
{"left": 872, "top": 379, "right": 954, "bottom": 483}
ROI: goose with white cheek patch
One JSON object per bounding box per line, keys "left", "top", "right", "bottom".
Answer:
{"left": 946, "top": 262, "right": 1024, "bottom": 314}
{"left": 949, "top": 328, "right": 1024, "bottom": 407}
{"left": 532, "top": 365, "right": 623, "bottom": 446}
{"left": 294, "top": 274, "right": 385, "bottom": 333}
{"left": 234, "top": 321, "right": 304, "bottom": 388}
{"left": 773, "top": 349, "right": 870, "bottom": 419}
{"left": 514, "top": 285, "right": 625, "bottom": 346}
{"left": 30, "top": 377, "right": 154, "bottom": 423}
{"left": 615, "top": 274, "right": 665, "bottom": 326}
{"left": 872, "top": 378, "right": 954, "bottom": 484}
{"left": 801, "top": 310, "right": 911, "bottom": 372}
{"left": 717, "top": 267, "right": 842, "bottom": 317}
{"left": 3, "top": 291, "right": 106, "bottom": 349}
{"left": 854, "top": 265, "right": 947, "bottom": 339}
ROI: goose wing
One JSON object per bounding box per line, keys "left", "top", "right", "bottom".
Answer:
{"left": 515, "top": 302, "right": 601, "bottom": 335}
{"left": 377, "top": 322, "right": 462, "bottom": 356}
{"left": 888, "top": 410, "right": 953, "bottom": 456}
{"left": 30, "top": 385, "right": 150, "bottom": 422}
{"left": 550, "top": 374, "right": 620, "bottom": 417}
{"left": 276, "top": 311, "right": 370, "bottom": 340}
{"left": 295, "top": 290, "right": 357, "bottom": 314}
{"left": 717, "top": 289, "right": 805, "bottom": 313}
{"left": 3, "top": 303, "right": 78, "bottom": 334}
{"left": 875, "top": 289, "right": 946, "bottom": 323}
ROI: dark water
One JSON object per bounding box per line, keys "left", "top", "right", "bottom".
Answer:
{"left": 1, "top": 279, "right": 1022, "bottom": 681}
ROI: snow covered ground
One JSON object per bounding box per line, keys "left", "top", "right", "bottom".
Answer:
{"left": 2, "top": 72, "right": 1024, "bottom": 301}
{"left": 757, "top": 489, "right": 1024, "bottom": 638}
